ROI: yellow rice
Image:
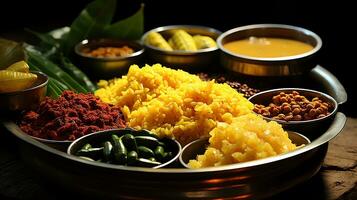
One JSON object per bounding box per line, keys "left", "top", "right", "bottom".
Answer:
{"left": 95, "top": 64, "right": 297, "bottom": 167}
{"left": 188, "top": 114, "right": 297, "bottom": 168}
{"left": 95, "top": 64, "right": 253, "bottom": 144}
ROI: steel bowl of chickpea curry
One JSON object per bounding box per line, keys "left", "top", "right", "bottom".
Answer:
{"left": 249, "top": 88, "right": 338, "bottom": 137}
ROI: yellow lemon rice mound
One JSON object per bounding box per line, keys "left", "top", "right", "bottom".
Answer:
{"left": 95, "top": 64, "right": 253, "bottom": 144}
{"left": 188, "top": 114, "right": 297, "bottom": 168}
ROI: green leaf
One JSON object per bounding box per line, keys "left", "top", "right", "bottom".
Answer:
{"left": 59, "top": 55, "right": 97, "bottom": 92}
{"left": 103, "top": 4, "right": 144, "bottom": 40}
{"left": 0, "top": 38, "right": 26, "bottom": 69}
{"left": 25, "top": 47, "right": 88, "bottom": 93}
{"left": 61, "top": 0, "right": 117, "bottom": 54}
{"left": 25, "top": 29, "right": 60, "bottom": 49}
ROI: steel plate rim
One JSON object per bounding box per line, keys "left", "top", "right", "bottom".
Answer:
{"left": 1, "top": 112, "right": 346, "bottom": 173}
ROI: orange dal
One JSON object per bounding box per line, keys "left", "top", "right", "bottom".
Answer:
{"left": 223, "top": 37, "right": 314, "bottom": 58}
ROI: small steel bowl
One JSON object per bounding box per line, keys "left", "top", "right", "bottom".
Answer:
{"left": 67, "top": 128, "right": 182, "bottom": 169}
{"left": 142, "top": 25, "right": 222, "bottom": 71}
{"left": 248, "top": 88, "right": 338, "bottom": 137}
{"left": 217, "top": 24, "right": 322, "bottom": 76}
{"left": 74, "top": 38, "right": 145, "bottom": 79}
{"left": 0, "top": 71, "right": 48, "bottom": 112}
{"left": 180, "top": 131, "right": 311, "bottom": 168}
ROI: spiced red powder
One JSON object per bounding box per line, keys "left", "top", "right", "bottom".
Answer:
{"left": 20, "top": 90, "right": 126, "bottom": 141}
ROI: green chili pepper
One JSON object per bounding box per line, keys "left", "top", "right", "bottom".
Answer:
{"left": 137, "top": 146, "right": 155, "bottom": 159}
{"left": 121, "top": 134, "right": 137, "bottom": 152}
{"left": 127, "top": 151, "right": 138, "bottom": 165}
{"left": 112, "top": 135, "right": 127, "bottom": 164}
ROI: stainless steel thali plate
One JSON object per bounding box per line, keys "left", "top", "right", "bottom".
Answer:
{"left": 1, "top": 65, "right": 347, "bottom": 199}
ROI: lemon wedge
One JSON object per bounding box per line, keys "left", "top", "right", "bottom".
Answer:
{"left": 5, "top": 60, "right": 30, "bottom": 73}
{"left": 0, "top": 70, "right": 37, "bottom": 92}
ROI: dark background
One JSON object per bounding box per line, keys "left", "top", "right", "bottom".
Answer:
{"left": 1, "top": 0, "right": 355, "bottom": 116}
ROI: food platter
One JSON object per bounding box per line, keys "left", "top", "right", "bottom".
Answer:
{"left": 1, "top": 64, "right": 347, "bottom": 199}
{"left": 0, "top": 2, "right": 348, "bottom": 199}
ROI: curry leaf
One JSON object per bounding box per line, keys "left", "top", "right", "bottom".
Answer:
{"left": 103, "top": 4, "right": 144, "bottom": 40}
{"left": 0, "top": 38, "right": 26, "bottom": 69}
{"left": 61, "top": 0, "right": 117, "bottom": 55}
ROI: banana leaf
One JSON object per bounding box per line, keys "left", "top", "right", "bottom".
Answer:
{"left": 25, "top": 29, "right": 60, "bottom": 49}
{"left": 28, "top": 0, "right": 144, "bottom": 56}
{"left": 0, "top": 38, "right": 26, "bottom": 69}
{"left": 59, "top": 54, "right": 97, "bottom": 92}
{"left": 103, "top": 4, "right": 144, "bottom": 40}
{"left": 61, "top": 0, "right": 117, "bottom": 54}
{"left": 25, "top": 47, "right": 88, "bottom": 93}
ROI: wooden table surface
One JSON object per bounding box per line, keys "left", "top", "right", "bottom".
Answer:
{"left": 0, "top": 118, "right": 356, "bottom": 200}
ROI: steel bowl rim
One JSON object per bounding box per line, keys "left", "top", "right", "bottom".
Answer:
{"left": 74, "top": 39, "right": 145, "bottom": 61}
{"left": 141, "top": 25, "right": 222, "bottom": 55}
{"left": 217, "top": 24, "right": 323, "bottom": 62}
{"left": 248, "top": 87, "right": 338, "bottom": 125}
{"left": 67, "top": 128, "right": 182, "bottom": 169}
{"left": 2, "top": 112, "right": 346, "bottom": 173}
{"left": 0, "top": 71, "right": 49, "bottom": 95}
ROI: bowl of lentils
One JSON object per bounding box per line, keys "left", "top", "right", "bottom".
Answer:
{"left": 248, "top": 88, "right": 338, "bottom": 136}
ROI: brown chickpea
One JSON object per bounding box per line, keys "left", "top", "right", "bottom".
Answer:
{"left": 272, "top": 95, "right": 280, "bottom": 104}
{"left": 306, "top": 104, "right": 314, "bottom": 111}
{"left": 262, "top": 111, "right": 270, "bottom": 117}
{"left": 292, "top": 104, "right": 300, "bottom": 109}
{"left": 281, "top": 102, "right": 289, "bottom": 107}
{"left": 304, "top": 113, "right": 311, "bottom": 120}
{"left": 278, "top": 113, "right": 285, "bottom": 118}
{"left": 314, "top": 102, "right": 321, "bottom": 108}
{"left": 294, "top": 95, "right": 303, "bottom": 102}
{"left": 292, "top": 108, "right": 300, "bottom": 115}
{"left": 284, "top": 115, "right": 294, "bottom": 121}
{"left": 280, "top": 97, "right": 288, "bottom": 103}
{"left": 293, "top": 115, "right": 302, "bottom": 121}
{"left": 309, "top": 109, "right": 317, "bottom": 118}
{"left": 282, "top": 105, "right": 292, "bottom": 114}
{"left": 316, "top": 107, "right": 324, "bottom": 115}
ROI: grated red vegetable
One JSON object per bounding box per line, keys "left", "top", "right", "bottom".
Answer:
{"left": 20, "top": 90, "right": 126, "bottom": 141}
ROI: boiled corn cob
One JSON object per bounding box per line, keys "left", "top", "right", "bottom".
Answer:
{"left": 6, "top": 61, "right": 30, "bottom": 73}
{"left": 0, "top": 70, "right": 37, "bottom": 92}
{"left": 193, "top": 35, "right": 217, "bottom": 49}
{"left": 168, "top": 38, "right": 175, "bottom": 50}
{"left": 169, "top": 30, "right": 197, "bottom": 51}
{"left": 145, "top": 32, "right": 173, "bottom": 51}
